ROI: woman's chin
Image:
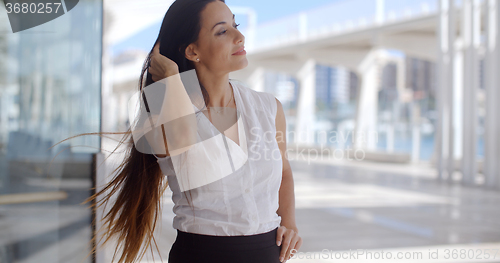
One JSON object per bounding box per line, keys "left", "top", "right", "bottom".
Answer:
{"left": 236, "top": 59, "right": 249, "bottom": 70}
{"left": 227, "top": 58, "right": 249, "bottom": 73}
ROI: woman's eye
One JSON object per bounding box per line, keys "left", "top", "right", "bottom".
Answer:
{"left": 218, "top": 24, "right": 240, "bottom": 35}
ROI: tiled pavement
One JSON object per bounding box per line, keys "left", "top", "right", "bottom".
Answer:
{"left": 4, "top": 147, "right": 499, "bottom": 263}
{"left": 141, "top": 155, "right": 500, "bottom": 262}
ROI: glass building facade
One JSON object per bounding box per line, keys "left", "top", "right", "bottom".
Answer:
{"left": 0, "top": 0, "right": 102, "bottom": 262}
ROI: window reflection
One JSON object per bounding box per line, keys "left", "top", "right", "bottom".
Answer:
{"left": 0, "top": 0, "right": 101, "bottom": 262}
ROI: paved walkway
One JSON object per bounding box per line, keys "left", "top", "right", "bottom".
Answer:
{"left": 133, "top": 154, "right": 500, "bottom": 262}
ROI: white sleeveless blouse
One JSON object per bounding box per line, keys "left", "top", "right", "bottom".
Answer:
{"left": 155, "top": 79, "right": 283, "bottom": 236}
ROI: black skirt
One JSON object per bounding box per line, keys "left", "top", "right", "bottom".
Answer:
{"left": 168, "top": 227, "right": 281, "bottom": 263}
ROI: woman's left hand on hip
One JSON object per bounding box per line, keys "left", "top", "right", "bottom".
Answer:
{"left": 276, "top": 225, "right": 302, "bottom": 262}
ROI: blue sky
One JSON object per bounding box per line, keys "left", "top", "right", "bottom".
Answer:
{"left": 112, "top": 0, "right": 343, "bottom": 56}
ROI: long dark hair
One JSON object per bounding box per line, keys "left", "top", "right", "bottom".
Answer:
{"left": 50, "top": 0, "right": 225, "bottom": 262}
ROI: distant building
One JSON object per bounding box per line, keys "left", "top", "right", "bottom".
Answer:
{"left": 379, "top": 61, "right": 399, "bottom": 106}
{"left": 349, "top": 71, "right": 359, "bottom": 101}
{"left": 315, "top": 64, "right": 351, "bottom": 111}
{"left": 405, "top": 57, "right": 436, "bottom": 100}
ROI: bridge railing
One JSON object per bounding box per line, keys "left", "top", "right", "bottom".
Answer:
{"left": 245, "top": 0, "right": 439, "bottom": 52}
{"left": 384, "top": 0, "right": 437, "bottom": 22}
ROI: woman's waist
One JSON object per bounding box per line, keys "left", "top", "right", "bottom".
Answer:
{"left": 173, "top": 208, "right": 280, "bottom": 222}
{"left": 173, "top": 225, "right": 280, "bottom": 250}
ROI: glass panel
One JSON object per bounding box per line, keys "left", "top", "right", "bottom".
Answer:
{"left": 0, "top": 0, "right": 102, "bottom": 262}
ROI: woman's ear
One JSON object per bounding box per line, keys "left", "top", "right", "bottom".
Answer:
{"left": 184, "top": 44, "right": 198, "bottom": 62}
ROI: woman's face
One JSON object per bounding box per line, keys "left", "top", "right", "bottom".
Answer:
{"left": 187, "top": 1, "right": 248, "bottom": 74}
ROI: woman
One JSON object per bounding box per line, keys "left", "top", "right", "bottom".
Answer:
{"left": 77, "top": 0, "right": 301, "bottom": 262}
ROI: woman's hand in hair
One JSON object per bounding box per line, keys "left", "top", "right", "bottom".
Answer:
{"left": 149, "top": 42, "right": 179, "bottom": 82}
{"left": 146, "top": 43, "right": 197, "bottom": 158}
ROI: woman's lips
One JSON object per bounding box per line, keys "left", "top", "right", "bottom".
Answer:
{"left": 233, "top": 47, "right": 246, "bottom": 55}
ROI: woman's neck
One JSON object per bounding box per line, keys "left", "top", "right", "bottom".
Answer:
{"left": 197, "top": 73, "right": 233, "bottom": 108}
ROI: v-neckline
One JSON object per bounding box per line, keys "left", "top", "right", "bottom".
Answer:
{"left": 195, "top": 80, "right": 244, "bottom": 149}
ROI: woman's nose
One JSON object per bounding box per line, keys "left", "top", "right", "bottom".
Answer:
{"left": 235, "top": 31, "right": 245, "bottom": 44}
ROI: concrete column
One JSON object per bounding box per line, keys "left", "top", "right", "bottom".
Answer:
{"left": 294, "top": 59, "right": 316, "bottom": 146}
{"left": 461, "top": 0, "right": 479, "bottom": 186}
{"left": 447, "top": 0, "right": 456, "bottom": 178}
{"left": 496, "top": 0, "right": 500, "bottom": 191}
{"left": 485, "top": 0, "right": 500, "bottom": 190}
{"left": 485, "top": 0, "right": 500, "bottom": 189}
{"left": 354, "top": 49, "right": 379, "bottom": 150}
{"left": 436, "top": 0, "right": 451, "bottom": 181}
{"left": 453, "top": 41, "right": 464, "bottom": 176}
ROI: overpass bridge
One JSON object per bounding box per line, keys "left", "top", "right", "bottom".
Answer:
{"left": 229, "top": 0, "right": 500, "bottom": 189}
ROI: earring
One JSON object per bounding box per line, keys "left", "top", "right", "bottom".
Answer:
{"left": 196, "top": 58, "right": 200, "bottom": 62}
